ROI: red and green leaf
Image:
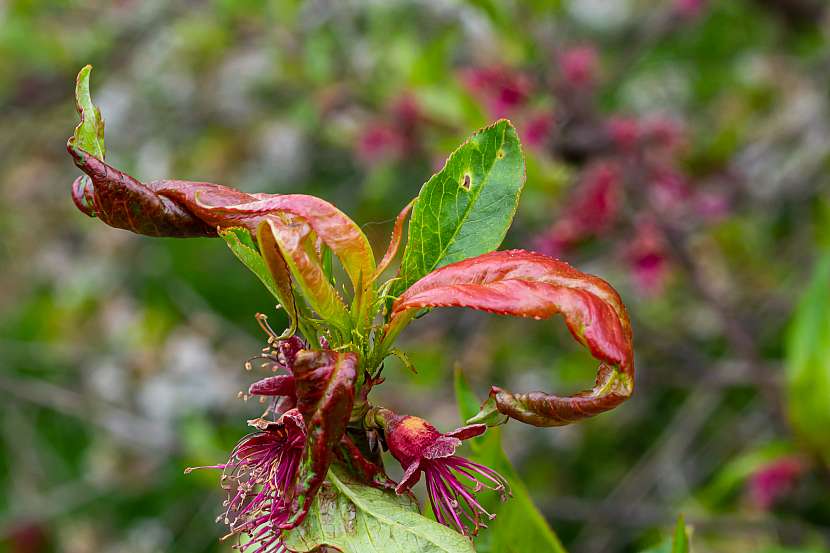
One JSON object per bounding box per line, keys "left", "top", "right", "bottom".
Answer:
{"left": 287, "top": 349, "right": 358, "bottom": 528}
{"left": 369, "top": 198, "right": 415, "bottom": 285}
{"left": 387, "top": 249, "right": 634, "bottom": 427}
{"left": 200, "top": 195, "right": 375, "bottom": 293}
{"left": 263, "top": 218, "right": 352, "bottom": 335}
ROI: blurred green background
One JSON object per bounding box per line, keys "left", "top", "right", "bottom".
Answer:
{"left": 2, "top": 1, "right": 830, "bottom": 552}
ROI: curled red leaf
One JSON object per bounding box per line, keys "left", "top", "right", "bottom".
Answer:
{"left": 388, "top": 249, "right": 634, "bottom": 427}
{"left": 284, "top": 349, "right": 357, "bottom": 528}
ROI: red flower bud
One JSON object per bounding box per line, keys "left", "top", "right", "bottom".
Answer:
{"left": 381, "top": 411, "right": 510, "bottom": 536}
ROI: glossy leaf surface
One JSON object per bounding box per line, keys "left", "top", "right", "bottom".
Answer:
{"left": 393, "top": 119, "right": 525, "bottom": 295}
{"left": 287, "top": 350, "right": 358, "bottom": 528}
{"left": 203, "top": 194, "right": 375, "bottom": 292}
{"left": 283, "top": 465, "right": 475, "bottom": 553}
{"left": 390, "top": 249, "right": 634, "bottom": 427}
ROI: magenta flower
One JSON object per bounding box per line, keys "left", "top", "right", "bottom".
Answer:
{"left": 558, "top": 45, "right": 600, "bottom": 89}
{"left": 521, "top": 110, "right": 555, "bottom": 151}
{"left": 534, "top": 161, "right": 622, "bottom": 256}
{"left": 186, "top": 409, "right": 306, "bottom": 552}
{"left": 460, "top": 65, "right": 533, "bottom": 119}
{"left": 748, "top": 457, "right": 804, "bottom": 510}
{"left": 606, "top": 116, "right": 641, "bottom": 152}
{"left": 624, "top": 218, "right": 670, "bottom": 297}
{"left": 381, "top": 412, "right": 510, "bottom": 536}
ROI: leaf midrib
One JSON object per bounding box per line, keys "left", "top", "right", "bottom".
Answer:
{"left": 417, "top": 123, "right": 507, "bottom": 281}
{"left": 327, "top": 469, "right": 470, "bottom": 553}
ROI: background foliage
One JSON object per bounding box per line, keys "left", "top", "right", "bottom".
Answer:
{"left": 2, "top": 1, "right": 830, "bottom": 552}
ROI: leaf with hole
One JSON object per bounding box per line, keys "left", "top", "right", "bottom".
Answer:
{"left": 393, "top": 119, "right": 525, "bottom": 296}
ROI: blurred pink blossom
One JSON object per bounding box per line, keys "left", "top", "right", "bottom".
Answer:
{"left": 673, "top": 0, "right": 707, "bottom": 19}
{"left": 521, "top": 111, "right": 555, "bottom": 151}
{"left": 357, "top": 122, "right": 406, "bottom": 165}
{"left": 357, "top": 93, "right": 424, "bottom": 165}
{"left": 460, "top": 65, "right": 533, "bottom": 119}
{"left": 625, "top": 218, "right": 670, "bottom": 296}
{"left": 694, "top": 188, "right": 731, "bottom": 221}
{"left": 642, "top": 116, "right": 686, "bottom": 154}
{"left": 649, "top": 167, "right": 691, "bottom": 214}
{"left": 607, "top": 116, "right": 641, "bottom": 152}
{"left": 748, "top": 457, "right": 804, "bottom": 510}
{"left": 535, "top": 161, "right": 622, "bottom": 256}
{"left": 558, "top": 46, "right": 600, "bottom": 89}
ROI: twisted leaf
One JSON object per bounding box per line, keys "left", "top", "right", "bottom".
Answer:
{"left": 287, "top": 350, "right": 358, "bottom": 528}
{"left": 203, "top": 195, "right": 375, "bottom": 293}
{"left": 388, "top": 249, "right": 634, "bottom": 427}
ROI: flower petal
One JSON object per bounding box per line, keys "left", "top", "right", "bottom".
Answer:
{"left": 396, "top": 459, "right": 423, "bottom": 493}
{"left": 423, "top": 435, "right": 462, "bottom": 460}
{"left": 445, "top": 423, "right": 487, "bottom": 441}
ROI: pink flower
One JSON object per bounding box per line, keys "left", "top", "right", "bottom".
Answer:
{"left": 625, "top": 219, "right": 670, "bottom": 296}
{"left": 649, "top": 168, "right": 691, "bottom": 215}
{"left": 357, "top": 123, "right": 406, "bottom": 165}
{"left": 673, "top": 0, "right": 707, "bottom": 19}
{"left": 558, "top": 46, "right": 599, "bottom": 89}
{"left": 357, "top": 93, "right": 424, "bottom": 165}
{"left": 460, "top": 66, "right": 533, "bottom": 119}
{"left": 642, "top": 116, "right": 686, "bottom": 155}
{"left": 382, "top": 412, "right": 510, "bottom": 536}
{"left": 535, "top": 161, "right": 622, "bottom": 255}
{"left": 186, "top": 409, "right": 306, "bottom": 552}
{"left": 521, "top": 111, "right": 555, "bottom": 151}
{"left": 693, "top": 188, "right": 730, "bottom": 222}
{"left": 607, "top": 116, "right": 641, "bottom": 152}
{"left": 748, "top": 457, "right": 804, "bottom": 510}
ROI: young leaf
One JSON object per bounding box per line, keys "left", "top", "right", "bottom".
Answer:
{"left": 370, "top": 197, "right": 416, "bottom": 284}
{"left": 637, "top": 515, "right": 691, "bottom": 553}
{"left": 70, "top": 65, "right": 105, "bottom": 160}
{"left": 393, "top": 119, "right": 525, "bottom": 296}
{"left": 68, "top": 143, "right": 362, "bottom": 331}
{"left": 672, "top": 515, "right": 690, "bottom": 553}
{"left": 286, "top": 350, "right": 358, "bottom": 529}
{"left": 255, "top": 222, "right": 298, "bottom": 332}
{"left": 454, "top": 369, "right": 568, "bottom": 553}
{"left": 201, "top": 194, "right": 376, "bottom": 294}
{"left": 265, "top": 218, "right": 351, "bottom": 335}
{"left": 786, "top": 250, "right": 830, "bottom": 466}
{"left": 388, "top": 249, "right": 634, "bottom": 427}
{"left": 219, "top": 226, "right": 297, "bottom": 333}
{"left": 283, "top": 465, "right": 475, "bottom": 553}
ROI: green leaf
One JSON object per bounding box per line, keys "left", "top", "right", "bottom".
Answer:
{"left": 454, "top": 368, "right": 568, "bottom": 553}
{"left": 786, "top": 250, "right": 830, "bottom": 466}
{"left": 219, "top": 227, "right": 296, "bottom": 332}
{"left": 672, "top": 515, "right": 690, "bottom": 553}
{"left": 283, "top": 465, "right": 475, "bottom": 553}
{"left": 71, "top": 65, "right": 106, "bottom": 160}
{"left": 393, "top": 119, "right": 525, "bottom": 295}
{"left": 638, "top": 515, "right": 691, "bottom": 553}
